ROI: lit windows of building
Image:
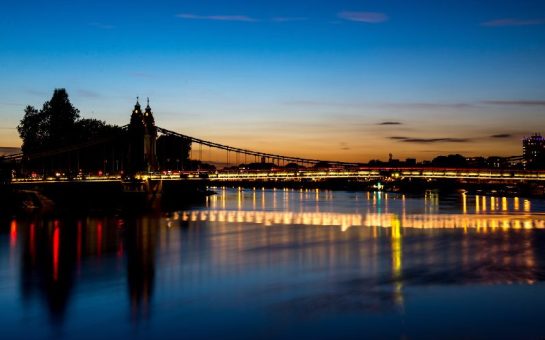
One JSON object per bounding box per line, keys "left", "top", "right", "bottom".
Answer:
{"left": 522, "top": 133, "right": 545, "bottom": 169}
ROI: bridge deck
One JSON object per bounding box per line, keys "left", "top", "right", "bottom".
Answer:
{"left": 8, "top": 167, "right": 545, "bottom": 183}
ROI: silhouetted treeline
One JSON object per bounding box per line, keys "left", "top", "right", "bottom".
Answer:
{"left": 156, "top": 135, "right": 190, "bottom": 170}
{"left": 366, "top": 154, "right": 525, "bottom": 169}
{"left": 16, "top": 89, "right": 125, "bottom": 174}
{"left": 18, "top": 89, "right": 122, "bottom": 154}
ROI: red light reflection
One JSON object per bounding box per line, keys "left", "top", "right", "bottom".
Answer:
{"left": 53, "top": 225, "right": 59, "bottom": 281}
{"left": 97, "top": 222, "right": 103, "bottom": 256}
{"left": 30, "top": 223, "right": 35, "bottom": 262}
{"left": 10, "top": 220, "right": 17, "bottom": 249}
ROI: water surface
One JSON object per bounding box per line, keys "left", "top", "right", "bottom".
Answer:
{"left": 1, "top": 189, "right": 545, "bottom": 339}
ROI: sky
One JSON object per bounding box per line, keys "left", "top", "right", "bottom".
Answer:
{"left": 1, "top": 0, "right": 544, "bottom": 162}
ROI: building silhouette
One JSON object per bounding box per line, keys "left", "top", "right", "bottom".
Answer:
{"left": 523, "top": 133, "right": 545, "bottom": 169}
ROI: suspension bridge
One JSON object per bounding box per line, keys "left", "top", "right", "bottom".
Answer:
{"left": 4, "top": 125, "right": 545, "bottom": 184}
{"left": 1, "top": 99, "right": 543, "bottom": 184}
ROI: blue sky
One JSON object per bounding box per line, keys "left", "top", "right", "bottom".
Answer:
{"left": 1, "top": 0, "right": 544, "bottom": 161}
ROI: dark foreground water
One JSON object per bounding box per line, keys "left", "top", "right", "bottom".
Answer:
{"left": 1, "top": 188, "right": 545, "bottom": 339}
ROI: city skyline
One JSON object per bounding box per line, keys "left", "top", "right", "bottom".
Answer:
{"left": 1, "top": 0, "right": 545, "bottom": 162}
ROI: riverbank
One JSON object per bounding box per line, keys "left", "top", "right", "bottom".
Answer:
{"left": 0, "top": 179, "right": 211, "bottom": 216}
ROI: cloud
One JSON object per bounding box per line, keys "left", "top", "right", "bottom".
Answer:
{"left": 389, "top": 136, "right": 471, "bottom": 143}
{"left": 176, "top": 13, "right": 257, "bottom": 22}
{"left": 378, "top": 121, "right": 402, "bottom": 125}
{"left": 283, "top": 100, "right": 362, "bottom": 108}
{"left": 89, "top": 22, "right": 115, "bottom": 29}
{"left": 271, "top": 17, "right": 308, "bottom": 22}
{"left": 481, "top": 18, "right": 545, "bottom": 27}
{"left": 482, "top": 100, "right": 545, "bottom": 106}
{"left": 490, "top": 134, "right": 512, "bottom": 138}
{"left": 338, "top": 11, "right": 388, "bottom": 23}
{"left": 384, "top": 102, "right": 474, "bottom": 109}
{"left": 340, "top": 142, "right": 350, "bottom": 151}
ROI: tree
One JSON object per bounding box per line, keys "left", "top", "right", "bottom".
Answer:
{"left": 431, "top": 154, "right": 468, "bottom": 168}
{"left": 17, "top": 89, "right": 125, "bottom": 174}
{"left": 43, "top": 89, "right": 80, "bottom": 147}
{"left": 74, "top": 118, "right": 122, "bottom": 142}
{"left": 18, "top": 88, "right": 81, "bottom": 153}
{"left": 156, "top": 135, "right": 191, "bottom": 170}
{"left": 314, "top": 161, "right": 331, "bottom": 169}
{"left": 17, "top": 105, "right": 46, "bottom": 154}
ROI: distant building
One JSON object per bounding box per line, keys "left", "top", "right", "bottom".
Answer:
{"left": 486, "top": 156, "right": 508, "bottom": 169}
{"left": 522, "top": 133, "right": 545, "bottom": 169}
{"left": 405, "top": 158, "right": 417, "bottom": 166}
{"left": 466, "top": 157, "right": 486, "bottom": 168}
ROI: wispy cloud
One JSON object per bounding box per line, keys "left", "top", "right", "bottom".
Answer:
{"left": 490, "top": 134, "right": 512, "bottom": 138}
{"left": 482, "top": 100, "right": 545, "bottom": 106}
{"left": 176, "top": 13, "right": 257, "bottom": 22}
{"left": 283, "top": 100, "right": 362, "bottom": 108}
{"left": 481, "top": 18, "right": 545, "bottom": 27}
{"left": 89, "top": 22, "right": 115, "bottom": 29}
{"left": 338, "top": 11, "right": 388, "bottom": 23}
{"left": 390, "top": 136, "right": 471, "bottom": 143}
{"left": 378, "top": 121, "right": 402, "bottom": 125}
{"left": 271, "top": 17, "right": 308, "bottom": 22}
{"left": 383, "top": 100, "right": 545, "bottom": 109}
{"left": 384, "top": 102, "right": 474, "bottom": 109}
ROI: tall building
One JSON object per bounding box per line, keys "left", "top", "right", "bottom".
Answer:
{"left": 522, "top": 133, "right": 545, "bottom": 169}
{"left": 128, "top": 97, "right": 157, "bottom": 173}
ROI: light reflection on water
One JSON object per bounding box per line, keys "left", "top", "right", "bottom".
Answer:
{"left": 1, "top": 189, "right": 545, "bottom": 338}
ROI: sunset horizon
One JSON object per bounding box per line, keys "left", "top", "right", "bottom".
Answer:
{"left": 1, "top": 0, "right": 544, "bottom": 162}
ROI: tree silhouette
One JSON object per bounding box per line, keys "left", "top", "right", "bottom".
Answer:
{"left": 44, "top": 89, "right": 80, "bottom": 147}
{"left": 17, "top": 89, "right": 123, "bottom": 155}
{"left": 431, "top": 154, "right": 468, "bottom": 168}
{"left": 156, "top": 134, "right": 191, "bottom": 170}
{"left": 18, "top": 89, "right": 81, "bottom": 153}
{"left": 17, "top": 106, "right": 46, "bottom": 154}
{"left": 17, "top": 89, "right": 127, "bottom": 174}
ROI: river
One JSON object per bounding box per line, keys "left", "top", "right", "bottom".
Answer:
{"left": 1, "top": 188, "right": 545, "bottom": 338}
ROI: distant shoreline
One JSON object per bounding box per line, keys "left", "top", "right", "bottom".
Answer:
{"left": 0, "top": 147, "right": 20, "bottom": 156}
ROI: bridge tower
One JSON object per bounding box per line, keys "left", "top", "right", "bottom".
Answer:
{"left": 128, "top": 97, "right": 157, "bottom": 173}
{"left": 143, "top": 98, "right": 157, "bottom": 170}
